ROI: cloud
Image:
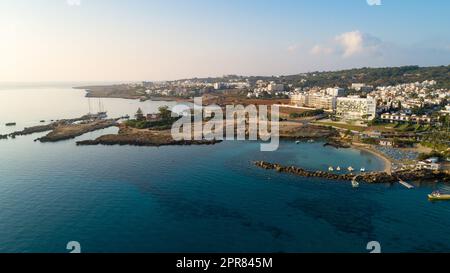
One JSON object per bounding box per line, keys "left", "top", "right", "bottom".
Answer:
{"left": 67, "top": 0, "right": 81, "bottom": 6}
{"left": 336, "top": 31, "right": 381, "bottom": 57}
{"left": 309, "top": 31, "right": 382, "bottom": 58}
{"left": 367, "top": 0, "right": 382, "bottom": 6}
{"left": 335, "top": 31, "right": 365, "bottom": 57}
{"left": 310, "top": 45, "right": 334, "bottom": 55}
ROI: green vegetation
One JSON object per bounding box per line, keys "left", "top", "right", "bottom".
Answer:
{"left": 418, "top": 150, "right": 445, "bottom": 161}
{"left": 421, "top": 131, "right": 450, "bottom": 157}
{"left": 281, "top": 65, "right": 450, "bottom": 89}
{"left": 361, "top": 138, "right": 379, "bottom": 145}
{"left": 289, "top": 109, "right": 324, "bottom": 118}
{"left": 175, "top": 65, "right": 450, "bottom": 90}
{"left": 126, "top": 106, "right": 179, "bottom": 130}
{"left": 314, "top": 121, "right": 366, "bottom": 132}
{"left": 393, "top": 138, "right": 416, "bottom": 148}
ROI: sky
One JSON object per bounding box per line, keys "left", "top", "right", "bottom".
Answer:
{"left": 1, "top": 0, "right": 449, "bottom": 82}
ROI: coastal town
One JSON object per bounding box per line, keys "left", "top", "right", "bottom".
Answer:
{"left": 2, "top": 66, "right": 450, "bottom": 185}
{"left": 73, "top": 66, "right": 450, "bottom": 172}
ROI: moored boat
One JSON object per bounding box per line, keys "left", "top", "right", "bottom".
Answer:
{"left": 428, "top": 191, "right": 450, "bottom": 201}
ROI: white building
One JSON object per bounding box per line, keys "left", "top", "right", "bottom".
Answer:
{"left": 381, "top": 113, "right": 433, "bottom": 124}
{"left": 351, "top": 83, "right": 373, "bottom": 92}
{"left": 291, "top": 93, "right": 336, "bottom": 110}
{"left": 214, "top": 83, "right": 225, "bottom": 90}
{"left": 336, "top": 96, "right": 377, "bottom": 121}
{"left": 325, "top": 87, "right": 346, "bottom": 97}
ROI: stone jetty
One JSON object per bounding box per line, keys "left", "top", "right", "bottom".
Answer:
{"left": 37, "top": 119, "right": 117, "bottom": 143}
{"left": 254, "top": 161, "right": 449, "bottom": 184}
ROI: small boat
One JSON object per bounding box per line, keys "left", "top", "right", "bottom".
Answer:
{"left": 352, "top": 180, "right": 360, "bottom": 188}
{"left": 360, "top": 168, "right": 366, "bottom": 172}
{"left": 295, "top": 141, "right": 300, "bottom": 144}
{"left": 348, "top": 166, "right": 354, "bottom": 172}
{"left": 328, "top": 167, "right": 334, "bottom": 172}
{"left": 428, "top": 191, "right": 450, "bottom": 201}
{"left": 5, "top": 122, "right": 16, "bottom": 126}
{"left": 97, "top": 111, "right": 108, "bottom": 119}
{"left": 336, "top": 166, "right": 341, "bottom": 171}
{"left": 308, "top": 139, "right": 315, "bottom": 143}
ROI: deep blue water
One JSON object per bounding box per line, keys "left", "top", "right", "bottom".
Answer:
{"left": 1, "top": 130, "right": 450, "bottom": 253}
{"left": 1, "top": 85, "right": 450, "bottom": 253}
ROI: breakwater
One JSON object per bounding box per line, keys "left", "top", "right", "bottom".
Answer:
{"left": 254, "top": 161, "right": 449, "bottom": 184}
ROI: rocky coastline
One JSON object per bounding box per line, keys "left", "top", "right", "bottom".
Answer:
{"left": 37, "top": 119, "right": 118, "bottom": 143}
{"left": 76, "top": 138, "right": 221, "bottom": 147}
{"left": 75, "top": 124, "right": 222, "bottom": 147}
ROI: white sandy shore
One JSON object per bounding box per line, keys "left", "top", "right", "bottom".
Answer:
{"left": 351, "top": 143, "right": 393, "bottom": 174}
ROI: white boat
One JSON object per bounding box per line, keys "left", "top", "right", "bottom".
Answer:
{"left": 336, "top": 166, "right": 341, "bottom": 171}
{"left": 360, "top": 168, "right": 366, "bottom": 172}
{"left": 352, "top": 180, "right": 360, "bottom": 188}
{"left": 296, "top": 141, "right": 300, "bottom": 144}
{"left": 328, "top": 167, "right": 334, "bottom": 172}
{"left": 348, "top": 166, "right": 354, "bottom": 172}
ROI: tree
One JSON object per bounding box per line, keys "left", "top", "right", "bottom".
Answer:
{"left": 158, "top": 106, "right": 172, "bottom": 120}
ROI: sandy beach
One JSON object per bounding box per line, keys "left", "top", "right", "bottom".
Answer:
{"left": 351, "top": 143, "right": 393, "bottom": 174}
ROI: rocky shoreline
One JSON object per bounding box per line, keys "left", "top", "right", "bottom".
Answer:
{"left": 254, "top": 161, "right": 449, "bottom": 184}
{"left": 7, "top": 113, "right": 108, "bottom": 139}
{"left": 75, "top": 124, "right": 222, "bottom": 147}
{"left": 37, "top": 119, "right": 118, "bottom": 143}
{"left": 76, "top": 138, "right": 221, "bottom": 147}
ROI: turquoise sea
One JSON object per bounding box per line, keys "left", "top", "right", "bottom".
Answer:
{"left": 1, "top": 84, "right": 450, "bottom": 253}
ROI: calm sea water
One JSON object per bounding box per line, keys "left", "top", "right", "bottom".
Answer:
{"left": 1, "top": 84, "right": 450, "bottom": 253}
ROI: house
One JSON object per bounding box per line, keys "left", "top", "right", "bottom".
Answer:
{"left": 417, "top": 158, "right": 442, "bottom": 171}
{"left": 379, "top": 139, "right": 394, "bottom": 147}
{"left": 146, "top": 113, "right": 161, "bottom": 121}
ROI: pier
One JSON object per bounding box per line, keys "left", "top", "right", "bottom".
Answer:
{"left": 398, "top": 178, "right": 415, "bottom": 189}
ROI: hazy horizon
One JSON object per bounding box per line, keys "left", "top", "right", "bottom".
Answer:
{"left": 2, "top": 0, "right": 450, "bottom": 82}
{"left": 1, "top": 63, "right": 450, "bottom": 84}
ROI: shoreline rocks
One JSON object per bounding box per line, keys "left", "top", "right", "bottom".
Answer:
{"left": 323, "top": 140, "right": 351, "bottom": 149}
{"left": 76, "top": 138, "right": 222, "bottom": 147}
{"left": 254, "top": 161, "right": 449, "bottom": 184}
{"left": 37, "top": 120, "right": 117, "bottom": 143}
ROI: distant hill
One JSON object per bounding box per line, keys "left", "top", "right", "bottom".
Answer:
{"left": 178, "top": 65, "right": 450, "bottom": 89}
{"left": 279, "top": 65, "right": 450, "bottom": 89}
